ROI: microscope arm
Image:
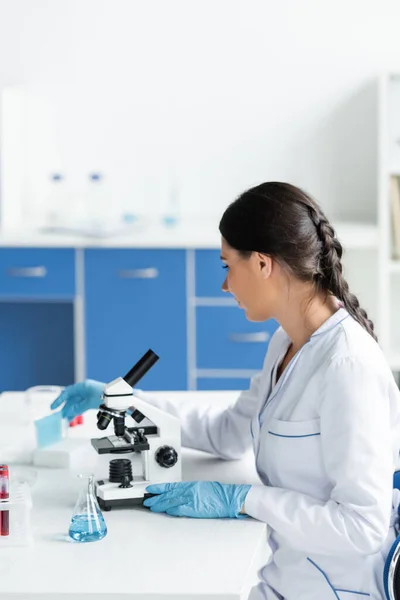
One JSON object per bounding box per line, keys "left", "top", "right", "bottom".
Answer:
{"left": 129, "top": 394, "right": 181, "bottom": 439}
{"left": 133, "top": 389, "right": 255, "bottom": 461}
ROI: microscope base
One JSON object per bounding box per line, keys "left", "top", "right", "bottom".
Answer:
{"left": 97, "top": 493, "right": 154, "bottom": 511}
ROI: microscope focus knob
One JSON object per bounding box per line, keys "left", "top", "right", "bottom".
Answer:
{"left": 155, "top": 446, "right": 178, "bottom": 469}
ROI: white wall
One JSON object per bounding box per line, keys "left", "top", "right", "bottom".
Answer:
{"left": 0, "top": 0, "right": 400, "bottom": 222}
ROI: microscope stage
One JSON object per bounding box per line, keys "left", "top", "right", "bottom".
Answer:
{"left": 91, "top": 424, "right": 156, "bottom": 454}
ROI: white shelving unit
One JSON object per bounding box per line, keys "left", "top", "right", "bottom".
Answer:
{"left": 378, "top": 72, "right": 400, "bottom": 371}
{"left": 315, "top": 73, "right": 400, "bottom": 374}
{"left": 331, "top": 222, "right": 379, "bottom": 357}
{"left": 334, "top": 222, "right": 378, "bottom": 249}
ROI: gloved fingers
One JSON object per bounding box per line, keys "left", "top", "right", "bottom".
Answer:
{"left": 144, "top": 494, "right": 189, "bottom": 513}
{"left": 63, "top": 408, "right": 76, "bottom": 422}
{"left": 145, "top": 482, "right": 180, "bottom": 495}
{"left": 63, "top": 406, "right": 79, "bottom": 422}
{"left": 62, "top": 396, "right": 85, "bottom": 421}
{"left": 165, "top": 503, "right": 203, "bottom": 518}
{"left": 61, "top": 398, "right": 82, "bottom": 421}
{"left": 50, "top": 387, "right": 71, "bottom": 410}
{"left": 165, "top": 506, "right": 187, "bottom": 517}
{"left": 143, "top": 494, "right": 166, "bottom": 508}
{"left": 143, "top": 490, "right": 181, "bottom": 508}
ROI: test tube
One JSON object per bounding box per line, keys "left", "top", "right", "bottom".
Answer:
{"left": 0, "top": 465, "right": 9, "bottom": 536}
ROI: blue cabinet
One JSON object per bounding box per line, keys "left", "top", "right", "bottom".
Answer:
{"left": 196, "top": 306, "right": 277, "bottom": 370}
{"left": 0, "top": 245, "right": 278, "bottom": 392}
{"left": 193, "top": 248, "right": 278, "bottom": 390}
{"left": 195, "top": 249, "right": 226, "bottom": 297}
{"left": 0, "top": 248, "right": 75, "bottom": 299}
{"left": 84, "top": 249, "right": 187, "bottom": 390}
{"left": 0, "top": 302, "right": 75, "bottom": 391}
{"left": 0, "top": 248, "right": 75, "bottom": 391}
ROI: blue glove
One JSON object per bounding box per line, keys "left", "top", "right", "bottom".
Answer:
{"left": 50, "top": 380, "right": 105, "bottom": 422}
{"left": 143, "top": 481, "right": 251, "bottom": 519}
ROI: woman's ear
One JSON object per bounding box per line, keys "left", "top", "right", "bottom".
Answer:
{"left": 257, "top": 253, "right": 272, "bottom": 279}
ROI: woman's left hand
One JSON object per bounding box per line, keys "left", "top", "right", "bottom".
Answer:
{"left": 143, "top": 481, "right": 251, "bottom": 518}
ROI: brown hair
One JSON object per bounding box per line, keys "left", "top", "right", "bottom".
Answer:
{"left": 219, "top": 182, "right": 377, "bottom": 341}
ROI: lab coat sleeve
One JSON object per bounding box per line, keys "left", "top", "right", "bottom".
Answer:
{"left": 134, "top": 372, "right": 262, "bottom": 460}
{"left": 244, "top": 356, "right": 396, "bottom": 556}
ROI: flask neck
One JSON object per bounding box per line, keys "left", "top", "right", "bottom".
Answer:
{"left": 86, "top": 475, "right": 96, "bottom": 501}
{"left": 76, "top": 474, "right": 96, "bottom": 502}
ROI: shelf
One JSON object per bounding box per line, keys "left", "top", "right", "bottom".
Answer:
{"left": 389, "top": 261, "right": 400, "bottom": 273}
{"left": 333, "top": 222, "right": 378, "bottom": 249}
{"left": 389, "top": 355, "right": 400, "bottom": 371}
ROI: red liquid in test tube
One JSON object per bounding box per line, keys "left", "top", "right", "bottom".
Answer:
{"left": 0, "top": 465, "right": 9, "bottom": 536}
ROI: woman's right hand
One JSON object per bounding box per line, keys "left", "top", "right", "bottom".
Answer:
{"left": 50, "top": 380, "right": 105, "bottom": 422}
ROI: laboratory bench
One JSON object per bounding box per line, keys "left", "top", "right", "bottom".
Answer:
{"left": 0, "top": 222, "right": 278, "bottom": 393}
{"left": 0, "top": 390, "right": 269, "bottom": 600}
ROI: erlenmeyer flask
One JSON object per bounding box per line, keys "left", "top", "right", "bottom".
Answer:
{"left": 68, "top": 474, "right": 107, "bottom": 542}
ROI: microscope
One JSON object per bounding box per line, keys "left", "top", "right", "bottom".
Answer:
{"left": 91, "top": 349, "right": 181, "bottom": 510}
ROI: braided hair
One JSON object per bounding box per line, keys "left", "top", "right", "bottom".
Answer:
{"left": 219, "top": 182, "right": 377, "bottom": 341}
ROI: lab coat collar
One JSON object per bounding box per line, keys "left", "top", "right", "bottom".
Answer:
{"left": 278, "top": 307, "right": 349, "bottom": 348}
{"left": 309, "top": 307, "right": 349, "bottom": 339}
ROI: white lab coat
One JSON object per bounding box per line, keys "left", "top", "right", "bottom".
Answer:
{"left": 141, "top": 308, "right": 400, "bottom": 600}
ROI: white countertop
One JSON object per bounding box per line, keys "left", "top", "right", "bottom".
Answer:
{"left": 0, "top": 391, "right": 269, "bottom": 600}
{"left": 0, "top": 219, "right": 223, "bottom": 249}
{"left": 0, "top": 219, "right": 378, "bottom": 249}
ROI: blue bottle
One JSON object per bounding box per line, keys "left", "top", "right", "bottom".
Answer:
{"left": 68, "top": 474, "right": 107, "bottom": 543}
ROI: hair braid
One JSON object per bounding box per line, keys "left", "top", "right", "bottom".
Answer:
{"left": 306, "top": 206, "right": 377, "bottom": 341}
{"left": 219, "top": 181, "right": 378, "bottom": 342}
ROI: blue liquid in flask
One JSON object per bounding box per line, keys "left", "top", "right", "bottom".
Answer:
{"left": 69, "top": 514, "right": 107, "bottom": 542}
{"left": 68, "top": 474, "right": 107, "bottom": 543}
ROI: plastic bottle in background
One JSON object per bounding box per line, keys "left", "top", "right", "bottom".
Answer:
{"left": 162, "top": 180, "right": 180, "bottom": 228}
{"left": 68, "top": 473, "right": 107, "bottom": 543}
{"left": 45, "top": 173, "right": 67, "bottom": 229}
{"left": 86, "top": 172, "right": 109, "bottom": 233}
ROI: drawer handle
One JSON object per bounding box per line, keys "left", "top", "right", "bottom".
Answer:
{"left": 229, "top": 332, "right": 270, "bottom": 343}
{"left": 117, "top": 268, "right": 159, "bottom": 279}
{"left": 7, "top": 266, "right": 47, "bottom": 278}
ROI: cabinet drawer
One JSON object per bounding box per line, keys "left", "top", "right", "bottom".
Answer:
{"left": 0, "top": 302, "right": 75, "bottom": 390}
{"left": 196, "top": 306, "right": 278, "bottom": 369}
{"left": 85, "top": 249, "right": 187, "bottom": 390}
{"left": 0, "top": 248, "right": 75, "bottom": 298}
{"left": 84, "top": 248, "right": 185, "bottom": 301}
{"left": 196, "top": 378, "right": 252, "bottom": 391}
{"left": 195, "top": 250, "right": 225, "bottom": 297}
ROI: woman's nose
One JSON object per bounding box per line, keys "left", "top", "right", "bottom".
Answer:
{"left": 221, "top": 277, "right": 229, "bottom": 293}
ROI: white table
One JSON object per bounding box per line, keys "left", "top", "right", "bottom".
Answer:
{"left": 0, "top": 391, "right": 269, "bottom": 600}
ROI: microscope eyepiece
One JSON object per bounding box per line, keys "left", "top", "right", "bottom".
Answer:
{"left": 123, "top": 349, "right": 159, "bottom": 388}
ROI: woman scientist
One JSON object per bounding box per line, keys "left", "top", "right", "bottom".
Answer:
{"left": 52, "top": 182, "right": 400, "bottom": 600}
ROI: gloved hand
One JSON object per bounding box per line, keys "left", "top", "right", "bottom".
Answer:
{"left": 50, "top": 380, "right": 105, "bottom": 422}
{"left": 143, "top": 481, "right": 251, "bottom": 519}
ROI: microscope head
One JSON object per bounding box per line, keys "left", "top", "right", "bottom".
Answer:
{"left": 95, "top": 349, "right": 159, "bottom": 436}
